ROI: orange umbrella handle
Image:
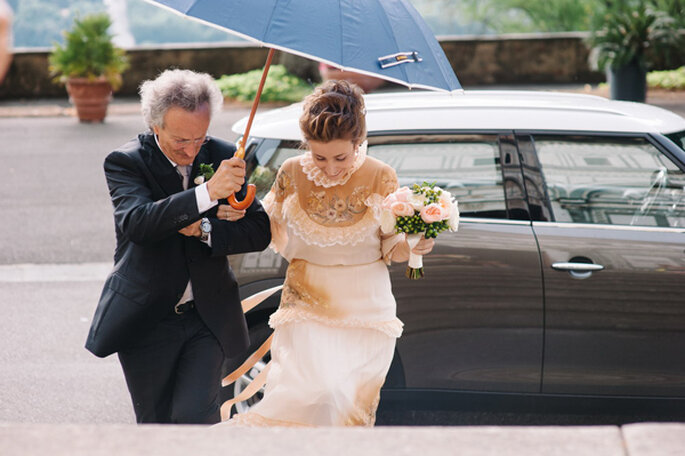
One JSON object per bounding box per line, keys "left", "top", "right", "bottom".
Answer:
{"left": 227, "top": 138, "right": 256, "bottom": 209}
{"left": 227, "top": 184, "right": 256, "bottom": 210}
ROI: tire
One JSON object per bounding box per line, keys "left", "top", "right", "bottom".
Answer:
{"left": 220, "top": 320, "right": 273, "bottom": 417}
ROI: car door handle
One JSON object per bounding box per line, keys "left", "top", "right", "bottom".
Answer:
{"left": 552, "top": 262, "right": 605, "bottom": 279}
{"left": 551, "top": 262, "right": 605, "bottom": 272}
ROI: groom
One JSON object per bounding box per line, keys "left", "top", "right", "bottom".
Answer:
{"left": 85, "top": 69, "right": 271, "bottom": 424}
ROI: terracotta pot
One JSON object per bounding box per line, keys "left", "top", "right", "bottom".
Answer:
{"left": 318, "top": 63, "right": 386, "bottom": 93}
{"left": 65, "top": 78, "right": 113, "bottom": 122}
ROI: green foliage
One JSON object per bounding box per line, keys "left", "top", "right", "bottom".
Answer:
{"left": 647, "top": 66, "right": 685, "bottom": 89}
{"left": 49, "top": 12, "right": 129, "bottom": 89}
{"left": 456, "top": 0, "right": 594, "bottom": 33}
{"left": 215, "top": 65, "right": 312, "bottom": 103}
{"left": 198, "top": 163, "right": 215, "bottom": 181}
{"left": 587, "top": 0, "right": 683, "bottom": 71}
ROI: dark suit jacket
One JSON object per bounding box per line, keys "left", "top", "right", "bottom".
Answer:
{"left": 85, "top": 132, "right": 271, "bottom": 358}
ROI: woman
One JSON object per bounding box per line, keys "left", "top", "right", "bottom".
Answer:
{"left": 218, "top": 80, "right": 434, "bottom": 426}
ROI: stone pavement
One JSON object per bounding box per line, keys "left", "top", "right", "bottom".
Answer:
{"left": 1, "top": 422, "right": 685, "bottom": 455}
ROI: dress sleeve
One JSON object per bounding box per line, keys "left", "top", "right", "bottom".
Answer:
{"left": 377, "top": 165, "right": 405, "bottom": 264}
{"left": 262, "top": 161, "right": 294, "bottom": 253}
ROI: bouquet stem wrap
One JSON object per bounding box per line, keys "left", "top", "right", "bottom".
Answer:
{"left": 406, "top": 233, "right": 424, "bottom": 280}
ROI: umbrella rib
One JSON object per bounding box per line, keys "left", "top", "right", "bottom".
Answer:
{"left": 395, "top": 0, "right": 455, "bottom": 89}
{"left": 262, "top": 0, "right": 282, "bottom": 44}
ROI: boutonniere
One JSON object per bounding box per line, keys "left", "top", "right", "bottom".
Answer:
{"left": 194, "top": 163, "right": 215, "bottom": 185}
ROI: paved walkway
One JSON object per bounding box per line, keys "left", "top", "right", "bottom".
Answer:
{"left": 1, "top": 422, "right": 685, "bottom": 455}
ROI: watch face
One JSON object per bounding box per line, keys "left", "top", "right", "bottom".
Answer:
{"left": 201, "top": 219, "right": 211, "bottom": 232}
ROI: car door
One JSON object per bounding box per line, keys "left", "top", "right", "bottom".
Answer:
{"left": 523, "top": 133, "right": 685, "bottom": 397}
{"left": 367, "top": 133, "right": 544, "bottom": 394}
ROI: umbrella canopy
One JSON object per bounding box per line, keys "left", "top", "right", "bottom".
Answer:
{"left": 144, "top": 0, "right": 461, "bottom": 92}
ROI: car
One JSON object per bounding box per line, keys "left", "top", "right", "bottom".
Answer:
{"left": 222, "top": 90, "right": 685, "bottom": 423}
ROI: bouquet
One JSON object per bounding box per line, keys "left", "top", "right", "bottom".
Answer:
{"left": 381, "top": 183, "right": 459, "bottom": 279}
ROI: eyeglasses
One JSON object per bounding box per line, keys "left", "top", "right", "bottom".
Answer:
{"left": 171, "top": 137, "right": 209, "bottom": 148}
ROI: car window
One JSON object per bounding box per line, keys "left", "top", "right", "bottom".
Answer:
{"left": 248, "top": 140, "right": 302, "bottom": 198}
{"left": 666, "top": 130, "right": 685, "bottom": 152}
{"left": 534, "top": 135, "right": 685, "bottom": 227}
{"left": 368, "top": 135, "right": 508, "bottom": 219}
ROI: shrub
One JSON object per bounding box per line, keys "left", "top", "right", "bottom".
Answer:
{"left": 216, "top": 65, "right": 312, "bottom": 103}
{"left": 647, "top": 66, "right": 685, "bottom": 90}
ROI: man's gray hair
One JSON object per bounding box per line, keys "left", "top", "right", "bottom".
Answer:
{"left": 139, "top": 69, "right": 223, "bottom": 128}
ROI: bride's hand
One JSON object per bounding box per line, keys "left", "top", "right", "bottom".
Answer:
{"left": 217, "top": 204, "right": 246, "bottom": 222}
{"left": 411, "top": 236, "right": 435, "bottom": 255}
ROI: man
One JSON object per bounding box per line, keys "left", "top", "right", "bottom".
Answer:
{"left": 85, "top": 69, "right": 271, "bottom": 424}
{"left": 0, "top": 0, "right": 12, "bottom": 83}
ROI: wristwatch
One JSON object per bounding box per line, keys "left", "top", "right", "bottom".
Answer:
{"left": 199, "top": 217, "right": 212, "bottom": 242}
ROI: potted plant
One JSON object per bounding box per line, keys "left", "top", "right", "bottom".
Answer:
{"left": 49, "top": 12, "right": 129, "bottom": 122}
{"left": 586, "top": 0, "right": 683, "bottom": 102}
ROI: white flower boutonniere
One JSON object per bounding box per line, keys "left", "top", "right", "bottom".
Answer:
{"left": 194, "top": 163, "right": 215, "bottom": 185}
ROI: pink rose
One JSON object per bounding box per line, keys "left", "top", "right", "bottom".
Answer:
{"left": 420, "top": 203, "right": 446, "bottom": 223}
{"left": 382, "top": 193, "right": 397, "bottom": 210}
{"left": 394, "top": 186, "right": 413, "bottom": 203}
{"left": 391, "top": 201, "right": 415, "bottom": 217}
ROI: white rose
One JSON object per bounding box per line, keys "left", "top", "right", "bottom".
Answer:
{"left": 194, "top": 175, "right": 205, "bottom": 185}
{"left": 448, "top": 201, "right": 460, "bottom": 231}
{"left": 408, "top": 193, "right": 427, "bottom": 211}
{"left": 380, "top": 210, "right": 397, "bottom": 234}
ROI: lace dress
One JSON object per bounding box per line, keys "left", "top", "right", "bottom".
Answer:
{"left": 225, "top": 144, "right": 405, "bottom": 426}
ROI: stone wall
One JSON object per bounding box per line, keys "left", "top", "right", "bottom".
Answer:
{"left": 0, "top": 33, "right": 610, "bottom": 100}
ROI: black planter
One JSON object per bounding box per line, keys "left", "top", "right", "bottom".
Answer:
{"left": 607, "top": 58, "right": 646, "bottom": 102}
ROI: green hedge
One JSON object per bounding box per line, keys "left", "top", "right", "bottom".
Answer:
{"left": 647, "top": 66, "right": 685, "bottom": 90}
{"left": 216, "top": 65, "right": 312, "bottom": 103}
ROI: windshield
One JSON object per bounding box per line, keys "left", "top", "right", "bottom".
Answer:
{"left": 666, "top": 130, "right": 685, "bottom": 152}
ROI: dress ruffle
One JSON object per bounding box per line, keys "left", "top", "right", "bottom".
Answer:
{"left": 280, "top": 192, "right": 384, "bottom": 248}
{"left": 269, "top": 307, "right": 404, "bottom": 338}
{"left": 300, "top": 141, "right": 368, "bottom": 188}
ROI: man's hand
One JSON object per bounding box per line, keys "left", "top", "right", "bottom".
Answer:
{"left": 216, "top": 204, "right": 246, "bottom": 222}
{"left": 206, "top": 157, "right": 245, "bottom": 201}
{"left": 178, "top": 220, "right": 201, "bottom": 237}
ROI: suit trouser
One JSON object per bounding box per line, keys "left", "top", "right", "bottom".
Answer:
{"left": 117, "top": 307, "right": 223, "bottom": 424}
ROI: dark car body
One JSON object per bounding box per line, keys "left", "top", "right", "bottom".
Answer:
{"left": 224, "top": 91, "right": 685, "bottom": 423}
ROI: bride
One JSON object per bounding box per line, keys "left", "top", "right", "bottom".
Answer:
{"left": 217, "top": 80, "right": 435, "bottom": 426}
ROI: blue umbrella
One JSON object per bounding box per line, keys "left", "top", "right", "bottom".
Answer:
{"left": 145, "top": 0, "right": 461, "bottom": 92}
{"left": 144, "top": 0, "right": 462, "bottom": 209}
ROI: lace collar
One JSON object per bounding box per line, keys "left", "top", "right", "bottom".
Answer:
{"left": 300, "top": 141, "right": 367, "bottom": 188}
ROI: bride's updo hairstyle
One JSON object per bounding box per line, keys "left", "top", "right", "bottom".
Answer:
{"left": 299, "top": 79, "right": 366, "bottom": 146}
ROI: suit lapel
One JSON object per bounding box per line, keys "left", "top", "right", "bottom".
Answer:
{"left": 140, "top": 133, "right": 183, "bottom": 196}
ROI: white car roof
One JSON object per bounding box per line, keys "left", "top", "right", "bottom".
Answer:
{"left": 232, "top": 90, "right": 685, "bottom": 141}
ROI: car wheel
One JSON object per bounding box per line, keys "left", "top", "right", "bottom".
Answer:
{"left": 220, "top": 320, "right": 273, "bottom": 417}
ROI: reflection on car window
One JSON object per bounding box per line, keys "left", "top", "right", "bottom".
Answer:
{"left": 249, "top": 140, "right": 302, "bottom": 198}
{"left": 368, "top": 136, "right": 507, "bottom": 219}
{"left": 535, "top": 136, "right": 685, "bottom": 227}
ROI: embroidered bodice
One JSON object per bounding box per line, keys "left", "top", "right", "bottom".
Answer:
{"left": 262, "top": 147, "right": 402, "bottom": 266}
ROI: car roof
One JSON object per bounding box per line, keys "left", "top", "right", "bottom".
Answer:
{"left": 232, "top": 90, "right": 685, "bottom": 141}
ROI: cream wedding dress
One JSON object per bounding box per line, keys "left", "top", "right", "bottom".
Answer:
{"left": 223, "top": 144, "right": 405, "bottom": 427}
